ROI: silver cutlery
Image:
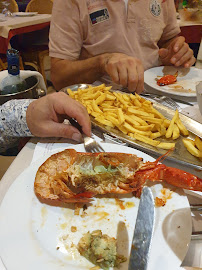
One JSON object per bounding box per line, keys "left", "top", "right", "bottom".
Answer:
{"left": 68, "top": 118, "right": 105, "bottom": 153}
{"left": 190, "top": 204, "right": 202, "bottom": 211}
{"left": 141, "top": 92, "right": 193, "bottom": 109}
{"left": 128, "top": 187, "right": 155, "bottom": 270}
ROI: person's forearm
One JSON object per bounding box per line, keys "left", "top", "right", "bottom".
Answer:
{"left": 51, "top": 54, "right": 109, "bottom": 91}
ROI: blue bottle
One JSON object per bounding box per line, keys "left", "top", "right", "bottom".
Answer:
{"left": 0, "top": 49, "right": 27, "bottom": 95}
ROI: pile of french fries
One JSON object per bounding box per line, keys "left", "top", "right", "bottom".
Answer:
{"left": 183, "top": 136, "right": 202, "bottom": 158}
{"left": 67, "top": 84, "right": 201, "bottom": 156}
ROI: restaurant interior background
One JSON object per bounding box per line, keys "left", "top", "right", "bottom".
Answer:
{"left": 0, "top": 0, "right": 202, "bottom": 179}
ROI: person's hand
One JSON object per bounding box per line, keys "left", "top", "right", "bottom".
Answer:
{"left": 159, "top": 36, "right": 196, "bottom": 68}
{"left": 26, "top": 92, "right": 91, "bottom": 141}
{"left": 101, "top": 53, "right": 144, "bottom": 93}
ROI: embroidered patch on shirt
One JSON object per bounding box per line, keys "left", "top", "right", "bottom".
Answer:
{"left": 150, "top": 0, "right": 161, "bottom": 17}
{"left": 89, "top": 8, "right": 109, "bottom": 25}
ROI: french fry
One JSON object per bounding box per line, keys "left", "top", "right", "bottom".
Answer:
{"left": 195, "top": 136, "right": 202, "bottom": 151}
{"left": 127, "top": 114, "right": 148, "bottom": 125}
{"left": 95, "top": 93, "right": 106, "bottom": 105}
{"left": 165, "top": 110, "right": 178, "bottom": 138}
{"left": 117, "top": 125, "right": 128, "bottom": 134}
{"left": 124, "top": 114, "right": 140, "bottom": 126}
{"left": 123, "top": 123, "right": 152, "bottom": 136}
{"left": 150, "top": 132, "right": 162, "bottom": 139}
{"left": 157, "top": 142, "right": 175, "bottom": 150}
{"left": 163, "top": 119, "right": 171, "bottom": 128}
{"left": 91, "top": 111, "right": 102, "bottom": 118}
{"left": 117, "top": 108, "right": 125, "bottom": 125}
{"left": 175, "top": 110, "right": 189, "bottom": 136}
{"left": 133, "top": 124, "right": 155, "bottom": 131}
{"left": 141, "top": 116, "right": 163, "bottom": 125}
{"left": 184, "top": 138, "right": 195, "bottom": 146}
{"left": 92, "top": 100, "right": 102, "bottom": 113}
{"left": 67, "top": 88, "right": 75, "bottom": 98}
{"left": 105, "top": 115, "right": 119, "bottom": 126}
{"left": 151, "top": 108, "right": 165, "bottom": 119}
{"left": 132, "top": 133, "right": 160, "bottom": 147}
{"left": 95, "top": 117, "right": 115, "bottom": 128}
{"left": 172, "top": 124, "right": 180, "bottom": 140}
{"left": 106, "top": 93, "right": 116, "bottom": 101}
{"left": 183, "top": 139, "right": 202, "bottom": 158}
{"left": 128, "top": 107, "right": 151, "bottom": 117}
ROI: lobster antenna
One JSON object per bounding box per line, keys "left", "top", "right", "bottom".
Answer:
{"left": 156, "top": 148, "right": 174, "bottom": 164}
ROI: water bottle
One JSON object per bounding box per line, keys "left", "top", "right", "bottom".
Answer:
{"left": 0, "top": 49, "right": 27, "bottom": 95}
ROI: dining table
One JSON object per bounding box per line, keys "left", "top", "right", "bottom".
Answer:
{"left": 0, "top": 90, "right": 201, "bottom": 269}
{"left": 0, "top": 13, "right": 51, "bottom": 54}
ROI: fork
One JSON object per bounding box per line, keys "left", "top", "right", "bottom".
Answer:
{"left": 157, "top": 96, "right": 182, "bottom": 111}
{"left": 141, "top": 93, "right": 181, "bottom": 111}
{"left": 68, "top": 118, "right": 105, "bottom": 153}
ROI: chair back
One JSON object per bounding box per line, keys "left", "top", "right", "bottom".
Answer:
{"left": 0, "top": 0, "right": 19, "bottom": 13}
{"left": 25, "top": 0, "right": 53, "bottom": 14}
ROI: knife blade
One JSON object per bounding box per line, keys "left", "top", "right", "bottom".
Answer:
{"left": 128, "top": 186, "right": 155, "bottom": 270}
{"left": 141, "top": 93, "right": 193, "bottom": 106}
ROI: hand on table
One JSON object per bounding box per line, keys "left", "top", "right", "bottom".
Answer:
{"left": 159, "top": 36, "right": 196, "bottom": 68}
{"left": 102, "top": 53, "right": 144, "bottom": 93}
{"left": 26, "top": 92, "right": 91, "bottom": 141}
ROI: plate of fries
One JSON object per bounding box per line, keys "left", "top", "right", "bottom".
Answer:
{"left": 62, "top": 84, "right": 202, "bottom": 170}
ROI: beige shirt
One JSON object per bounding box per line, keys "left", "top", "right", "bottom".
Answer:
{"left": 49, "top": 0, "right": 180, "bottom": 70}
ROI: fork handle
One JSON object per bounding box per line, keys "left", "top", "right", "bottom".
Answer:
{"left": 68, "top": 118, "right": 83, "bottom": 134}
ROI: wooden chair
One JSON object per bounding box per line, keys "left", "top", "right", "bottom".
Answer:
{"left": 22, "top": 0, "right": 53, "bottom": 86}
{"left": 0, "top": 59, "right": 6, "bottom": 71}
{"left": 26, "top": 0, "right": 53, "bottom": 14}
{"left": 0, "top": 0, "right": 19, "bottom": 13}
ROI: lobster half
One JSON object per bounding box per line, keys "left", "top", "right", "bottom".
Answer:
{"left": 34, "top": 149, "right": 202, "bottom": 204}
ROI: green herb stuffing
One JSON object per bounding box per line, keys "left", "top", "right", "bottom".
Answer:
{"left": 77, "top": 230, "right": 126, "bottom": 270}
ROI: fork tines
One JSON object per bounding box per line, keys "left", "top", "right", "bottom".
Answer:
{"left": 84, "top": 137, "right": 105, "bottom": 153}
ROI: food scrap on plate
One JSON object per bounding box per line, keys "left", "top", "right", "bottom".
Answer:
{"left": 156, "top": 72, "right": 178, "bottom": 86}
{"left": 77, "top": 230, "right": 126, "bottom": 270}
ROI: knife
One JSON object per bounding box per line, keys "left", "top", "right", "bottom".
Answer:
{"left": 128, "top": 186, "right": 155, "bottom": 270}
{"left": 141, "top": 93, "right": 194, "bottom": 106}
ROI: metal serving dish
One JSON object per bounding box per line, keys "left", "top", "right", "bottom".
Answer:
{"left": 62, "top": 84, "right": 202, "bottom": 170}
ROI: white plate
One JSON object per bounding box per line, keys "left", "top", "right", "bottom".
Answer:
{"left": 13, "top": 12, "right": 38, "bottom": 17}
{"left": 144, "top": 66, "right": 202, "bottom": 97}
{"left": 0, "top": 143, "right": 192, "bottom": 270}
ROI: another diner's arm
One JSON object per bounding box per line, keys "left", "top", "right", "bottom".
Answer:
{"left": 51, "top": 53, "right": 144, "bottom": 93}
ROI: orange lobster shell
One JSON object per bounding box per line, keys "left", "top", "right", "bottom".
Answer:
{"left": 34, "top": 149, "right": 202, "bottom": 205}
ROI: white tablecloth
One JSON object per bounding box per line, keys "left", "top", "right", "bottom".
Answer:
{"left": 0, "top": 13, "right": 51, "bottom": 38}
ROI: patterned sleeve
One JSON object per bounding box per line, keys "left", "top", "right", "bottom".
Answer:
{"left": 0, "top": 99, "right": 34, "bottom": 153}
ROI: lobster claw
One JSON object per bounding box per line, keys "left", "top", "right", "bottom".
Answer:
{"left": 133, "top": 164, "right": 202, "bottom": 192}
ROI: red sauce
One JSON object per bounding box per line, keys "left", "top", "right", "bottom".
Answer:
{"left": 157, "top": 75, "right": 177, "bottom": 86}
